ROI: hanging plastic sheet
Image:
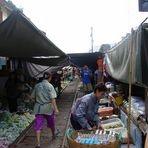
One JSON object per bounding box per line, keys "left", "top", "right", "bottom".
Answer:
{"left": 141, "top": 24, "right": 148, "bottom": 86}
{"left": 105, "top": 28, "right": 143, "bottom": 86}
{"left": 25, "top": 62, "right": 62, "bottom": 78}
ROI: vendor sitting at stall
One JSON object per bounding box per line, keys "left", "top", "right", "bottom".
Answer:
{"left": 71, "top": 83, "right": 107, "bottom": 130}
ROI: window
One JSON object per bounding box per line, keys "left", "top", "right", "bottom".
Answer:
{"left": 139, "top": 0, "right": 148, "bottom": 11}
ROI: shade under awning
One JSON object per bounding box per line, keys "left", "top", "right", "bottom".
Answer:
{"left": 22, "top": 56, "right": 70, "bottom": 66}
{"left": 68, "top": 52, "right": 103, "bottom": 70}
{"left": 25, "top": 62, "right": 62, "bottom": 78}
{"left": 0, "top": 10, "right": 66, "bottom": 58}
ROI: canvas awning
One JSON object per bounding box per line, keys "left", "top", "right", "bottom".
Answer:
{"left": 0, "top": 10, "right": 66, "bottom": 59}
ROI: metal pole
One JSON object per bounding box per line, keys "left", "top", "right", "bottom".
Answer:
{"left": 140, "top": 17, "right": 148, "bottom": 26}
{"left": 34, "top": 66, "right": 51, "bottom": 78}
{"left": 127, "top": 29, "right": 133, "bottom": 148}
{"left": 90, "top": 27, "right": 94, "bottom": 52}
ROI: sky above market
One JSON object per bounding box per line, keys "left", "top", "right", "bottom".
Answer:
{"left": 12, "top": 0, "right": 148, "bottom": 53}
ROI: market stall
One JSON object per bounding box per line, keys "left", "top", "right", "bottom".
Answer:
{"left": 104, "top": 22, "right": 148, "bottom": 148}
{"left": 0, "top": 10, "right": 69, "bottom": 148}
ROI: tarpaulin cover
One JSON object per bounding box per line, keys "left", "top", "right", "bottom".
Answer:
{"left": 105, "top": 26, "right": 148, "bottom": 87}
{"left": 68, "top": 52, "right": 103, "bottom": 70}
{"left": 0, "top": 10, "right": 66, "bottom": 58}
{"left": 141, "top": 23, "right": 148, "bottom": 86}
{"left": 25, "top": 62, "right": 62, "bottom": 78}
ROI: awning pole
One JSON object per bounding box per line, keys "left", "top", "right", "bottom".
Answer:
{"left": 34, "top": 66, "right": 50, "bottom": 78}
{"left": 128, "top": 29, "right": 133, "bottom": 148}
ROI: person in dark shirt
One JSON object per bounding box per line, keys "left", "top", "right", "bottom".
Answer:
{"left": 51, "top": 71, "right": 62, "bottom": 99}
{"left": 94, "top": 69, "right": 103, "bottom": 85}
{"left": 5, "top": 72, "right": 22, "bottom": 113}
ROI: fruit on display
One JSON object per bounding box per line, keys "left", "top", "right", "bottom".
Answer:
{"left": 0, "top": 111, "right": 35, "bottom": 148}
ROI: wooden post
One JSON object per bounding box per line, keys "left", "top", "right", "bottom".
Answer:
{"left": 145, "top": 88, "right": 148, "bottom": 122}
{"left": 128, "top": 29, "right": 133, "bottom": 148}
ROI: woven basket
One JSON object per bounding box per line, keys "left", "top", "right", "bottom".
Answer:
{"left": 67, "top": 129, "right": 120, "bottom": 148}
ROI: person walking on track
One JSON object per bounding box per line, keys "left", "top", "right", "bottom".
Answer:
{"left": 81, "top": 65, "right": 93, "bottom": 94}
{"left": 31, "top": 72, "right": 59, "bottom": 148}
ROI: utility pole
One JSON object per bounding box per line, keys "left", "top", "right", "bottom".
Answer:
{"left": 90, "top": 27, "right": 93, "bottom": 52}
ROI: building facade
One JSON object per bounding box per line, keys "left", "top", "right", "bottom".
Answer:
{"left": 0, "top": 0, "right": 17, "bottom": 22}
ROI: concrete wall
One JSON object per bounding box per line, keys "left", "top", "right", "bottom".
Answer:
{"left": 1, "top": 6, "right": 11, "bottom": 21}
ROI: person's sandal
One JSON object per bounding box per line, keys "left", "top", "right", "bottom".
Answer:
{"left": 52, "top": 135, "right": 56, "bottom": 140}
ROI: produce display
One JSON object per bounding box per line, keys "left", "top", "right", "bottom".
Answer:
{"left": 102, "top": 123, "right": 123, "bottom": 129}
{"left": 17, "top": 92, "right": 35, "bottom": 112}
{"left": 108, "top": 92, "right": 123, "bottom": 106}
{"left": 61, "top": 80, "right": 70, "bottom": 89}
{"left": 101, "top": 118, "right": 124, "bottom": 130}
{"left": 0, "top": 111, "right": 35, "bottom": 148}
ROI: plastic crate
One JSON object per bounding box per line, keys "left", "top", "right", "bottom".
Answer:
{"left": 98, "top": 107, "right": 113, "bottom": 117}
{"left": 101, "top": 118, "right": 124, "bottom": 130}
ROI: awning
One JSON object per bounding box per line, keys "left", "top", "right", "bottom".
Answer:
{"left": 105, "top": 24, "right": 148, "bottom": 87}
{"left": 0, "top": 10, "right": 66, "bottom": 58}
{"left": 68, "top": 52, "right": 103, "bottom": 70}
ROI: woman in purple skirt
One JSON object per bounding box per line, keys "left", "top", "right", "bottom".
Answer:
{"left": 31, "top": 72, "right": 59, "bottom": 148}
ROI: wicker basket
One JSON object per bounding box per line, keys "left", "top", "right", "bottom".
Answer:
{"left": 66, "top": 129, "right": 121, "bottom": 148}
